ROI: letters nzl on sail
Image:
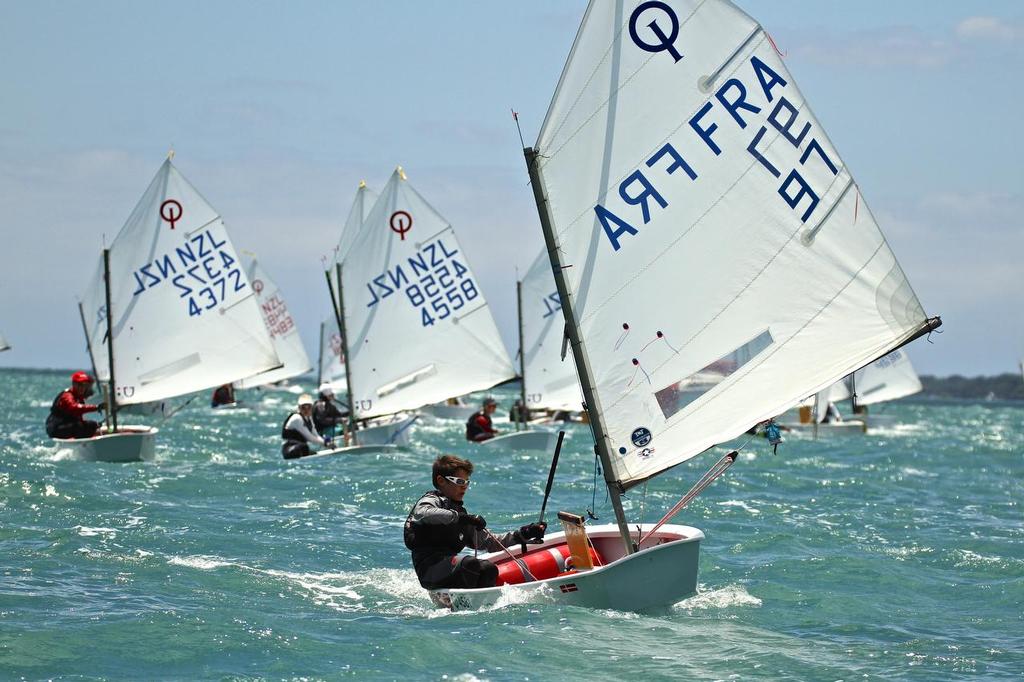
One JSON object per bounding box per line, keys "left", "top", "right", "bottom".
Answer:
{"left": 362, "top": 236, "right": 481, "bottom": 328}
{"left": 129, "top": 228, "right": 246, "bottom": 318}
{"left": 597, "top": 7, "right": 840, "bottom": 252}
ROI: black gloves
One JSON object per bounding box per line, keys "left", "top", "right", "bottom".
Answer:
{"left": 458, "top": 513, "right": 487, "bottom": 530}
{"left": 518, "top": 522, "right": 547, "bottom": 542}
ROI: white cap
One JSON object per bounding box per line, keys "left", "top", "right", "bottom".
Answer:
{"left": 318, "top": 383, "right": 335, "bottom": 397}
{"left": 298, "top": 393, "right": 314, "bottom": 407}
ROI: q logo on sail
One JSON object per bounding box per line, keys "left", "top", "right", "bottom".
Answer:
{"left": 389, "top": 211, "right": 413, "bottom": 241}
{"left": 628, "top": 1, "right": 683, "bottom": 63}
{"left": 160, "top": 199, "right": 183, "bottom": 230}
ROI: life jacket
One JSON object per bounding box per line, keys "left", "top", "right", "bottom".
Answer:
{"left": 281, "top": 412, "right": 314, "bottom": 442}
{"left": 465, "top": 411, "right": 492, "bottom": 441}
{"left": 403, "top": 490, "right": 466, "bottom": 555}
{"left": 45, "top": 390, "right": 78, "bottom": 436}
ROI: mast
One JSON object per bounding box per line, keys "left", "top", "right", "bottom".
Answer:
{"left": 102, "top": 248, "right": 118, "bottom": 432}
{"left": 516, "top": 279, "right": 527, "bottom": 432}
{"left": 317, "top": 320, "right": 325, "bottom": 387}
{"left": 524, "top": 146, "right": 634, "bottom": 555}
{"left": 78, "top": 301, "right": 110, "bottom": 431}
{"left": 326, "top": 262, "right": 358, "bottom": 444}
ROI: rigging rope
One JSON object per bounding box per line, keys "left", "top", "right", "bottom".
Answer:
{"left": 639, "top": 450, "right": 738, "bottom": 545}
{"left": 482, "top": 527, "right": 537, "bottom": 582}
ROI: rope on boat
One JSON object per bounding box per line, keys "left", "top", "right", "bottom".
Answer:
{"left": 483, "top": 527, "right": 537, "bottom": 582}
{"left": 639, "top": 450, "right": 738, "bottom": 545}
{"left": 387, "top": 414, "right": 419, "bottom": 444}
{"left": 157, "top": 394, "right": 198, "bottom": 427}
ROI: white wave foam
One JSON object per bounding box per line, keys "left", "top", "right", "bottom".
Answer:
{"left": 281, "top": 500, "right": 320, "bottom": 510}
{"left": 718, "top": 500, "right": 761, "bottom": 515}
{"left": 76, "top": 525, "right": 117, "bottom": 538}
{"left": 167, "top": 555, "right": 237, "bottom": 570}
{"left": 680, "top": 584, "right": 762, "bottom": 610}
{"left": 900, "top": 467, "right": 937, "bottom": 478}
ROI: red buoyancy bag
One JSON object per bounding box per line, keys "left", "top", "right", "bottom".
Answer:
{"left": 496, "top": 544, "right": 603, "bottom": 586}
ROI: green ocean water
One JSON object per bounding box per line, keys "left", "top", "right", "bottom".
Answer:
{"left": 2, "top": 367, "right": 1022, "bottom": 680}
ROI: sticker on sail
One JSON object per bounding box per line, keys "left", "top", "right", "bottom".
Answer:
{"left": 631, "top": 427, "right": 652, "bottom": 448}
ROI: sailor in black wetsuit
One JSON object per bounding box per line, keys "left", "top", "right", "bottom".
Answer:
{"left": 404, "top": 455, "right": 546, "bottom": 590}
{"left": 312, "top": 383, "right": 348, "bottom": 439}
{"left": 465, "top": 397, "right": 499, "bottom": 443}
{"left": 281, "top": 394, "right": 328, "bottom": 459}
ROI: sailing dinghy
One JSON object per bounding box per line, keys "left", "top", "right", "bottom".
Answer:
{"left": 432, "top": 0, "right": 940, "bottom": 611}
{"left": 234, "top": 256, "right": 313, "bottom": 391}
{"left": 786, "top": 348, "right": 922, "bottom": 433}
{"left": 71, "top": 157, "right": 280, "bottom": 462}
{"left": 318, "top": 180, "right": 419, "bottom": 455}
{"left": 332, "top": 168, "right": 516, "bottom": 454}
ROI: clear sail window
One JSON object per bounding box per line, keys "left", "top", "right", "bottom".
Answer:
{"left": 654, "top": 330, "right": 774, "bottom": 419}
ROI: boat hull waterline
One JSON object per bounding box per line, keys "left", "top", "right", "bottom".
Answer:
{"left": 429, "top": 523, "right": 703, "bottom": 612}
{"left": 54, "top": 425, "right": 158, "bottom": 463}
{"left": 355, "top": 414, "right": 418, "bottom": 446}
{"left": 300, "top": 443, "right": 407, "bottom": 459}
{"left": 478, "top": 429, "right": 559, "bottom": 453}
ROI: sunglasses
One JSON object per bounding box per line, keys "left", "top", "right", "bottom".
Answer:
{"left": 443, "top": 475, "right": 470, "bottom": 487}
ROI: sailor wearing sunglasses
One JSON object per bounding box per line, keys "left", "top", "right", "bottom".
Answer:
{"left": 404, "top": 454, "right": 547, "bottom": 590}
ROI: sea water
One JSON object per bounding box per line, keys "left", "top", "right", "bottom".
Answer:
{"left": 2, "top": 368, "right": 1021, "bottom": 680}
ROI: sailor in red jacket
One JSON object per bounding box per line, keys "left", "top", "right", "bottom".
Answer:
{"left": 465, "top": 397, "right": 499, "bottom": 443}
{"left": 45, "top": 371, "right": 103, "bottom": 439}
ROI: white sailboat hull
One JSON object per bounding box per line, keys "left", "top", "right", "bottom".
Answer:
{"left": 478, "top": 429, "right": 559, "bottom": 453}
{"left": 54, "top": 425, "right": 157, "bottom": 462}
{"left": 419, "top": 402, "right": 478, "bottom": 421}
{"left": 299, "top": 443, "right": 406, "bottom": 459}
{"left": 429, "top": 523, "right": 703, "bottom": 612}
{"left": 355, "top": 414, "right": 418, "bottom": 446}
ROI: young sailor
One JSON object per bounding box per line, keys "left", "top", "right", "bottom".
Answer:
{"left": 210, "top": 384, "right": 236, "bottom": 408}
{"left": 465, "top": 397, "right": 499, "bottom": 443}
{"left": 404, "top": 455, "right": 546, "bottom": 590}
{"left": 46, "top": 371, "right": 103, "bottom": 439}
{"left": 281, "top": 394, "right": 329, "bottom": 459}
{"left": 312, "top": 384, "right": 347, "bottom": 438}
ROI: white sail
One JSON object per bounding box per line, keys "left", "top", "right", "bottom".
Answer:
{"left": 318, "top": 317, "right": 347, "bottom": 391}
{"left": 0, "top": 333, "right": 9, "bottom": 352}
{"left": 533, "top": 0, "right": 937, "bottom": 488}
{"left": 81, "top": 159, "right": 279, "bottom": 405}
{"left": 334, "top": 181, "right": 379, "bottom": 266}
{"left": 521, "top": 250, "right": 581, "bottom": 411}
{"left": 342, "top": 167, "right": 516, "bottom": 419}
{"left": 235, "top": 258, "right": 312, "bottom": 388}
{"left": 854, "top": 349, "right": 922, "bottom": 405}
{"left": 322, "top": 183, "right": 378, "bottom": 394}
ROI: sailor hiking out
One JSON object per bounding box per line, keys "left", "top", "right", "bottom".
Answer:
{"left": 404, "top": 455, "right": 546, "bottom": 589}
{"left": 46, "top": 371, "right": 103, "bottom": 439}
{"left": 281, "top": 393, "right": 330, "bottom": 459}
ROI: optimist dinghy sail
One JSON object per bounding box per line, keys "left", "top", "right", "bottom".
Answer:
{"left": 520, "top": 249, "right": 581, "bottom": 414}
{"left": 430, "top": 0, "right": 941, "bottom": 612}
{"left": 80, "top": 158, "right": 280, "bottom": 411}
{"left": 340, "top": 168, "right": 516, "bottom": 421}
{"left": 317, "top": 318, "right": 347, "bottom": 392}
{"left": 830, "top": 349, "right": 922, "bottom": 406}
{"left": 235, "top": 257, "right": 312, "bottom": 389}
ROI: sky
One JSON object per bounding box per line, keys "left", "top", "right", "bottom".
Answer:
{"left": 1, "top": 1, "right": 1021, "bottom": 377}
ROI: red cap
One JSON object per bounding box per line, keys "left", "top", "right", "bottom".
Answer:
{"left": 71, "top": 371, "right": 93, "bottom": 384}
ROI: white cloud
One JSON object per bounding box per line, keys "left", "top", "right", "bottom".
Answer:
{"left": 787, "top": 27, "right": 959, "bottom": 69}
{"left": 955, "top": 16, "right": 1023, "bottom": 43}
